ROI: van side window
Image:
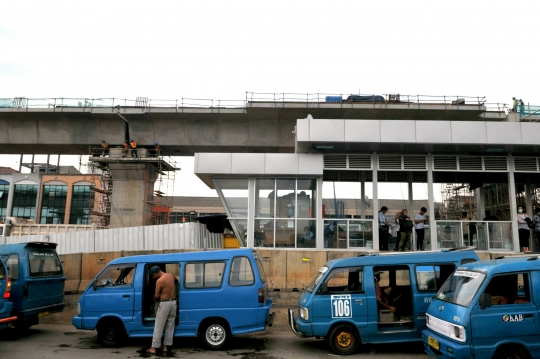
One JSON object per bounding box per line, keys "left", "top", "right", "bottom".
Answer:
{"left": 323, "top": 267, "right": 362, "bottom": 293}
{"left": 416, "top": 264, "right": 455, "bottom": 292}
{"left": 6, "top": 254, "right": 18, "bottom": 282}
{"left": 229, "top": 256, "right": 255, "bottom": 286}
{"left": 95, "top": 264, "right": 136, "bottom": 287}
{"left": 484, "top": 273, "right": 530, "bottom": 305}
{"left": 185, "top": 262, "right": 225, "bottom": 289}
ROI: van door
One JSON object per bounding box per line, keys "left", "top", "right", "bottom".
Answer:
{"left": 471, "top": 272, "right": 540, "bottom": 356}
{"left": 25, "top": 250, "right": 65, "bottom": 314}
{"left": 312, "top": 267, "right": 368, "bottom": 335}
{"left": 83, "top": 264, "right": 136, "bottom": 323}
{"left": 414, "top": 264, "right": 456, "bottom": 327}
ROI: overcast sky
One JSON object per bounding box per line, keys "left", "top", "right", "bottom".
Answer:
{"left": 1, "top": 0, "right": 539, "bottom": 197}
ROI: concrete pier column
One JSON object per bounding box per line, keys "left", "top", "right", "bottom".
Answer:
{"left": 108, "top": 163, "right": 158, "bottom": 228}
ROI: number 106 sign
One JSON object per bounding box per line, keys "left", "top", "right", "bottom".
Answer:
{"left": 331, "top": 295, "right": 352, "bottom": 318}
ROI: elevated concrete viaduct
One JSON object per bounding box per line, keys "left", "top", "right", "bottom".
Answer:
{"left": 0, "top": 102, "right": 495, "bottom": 155}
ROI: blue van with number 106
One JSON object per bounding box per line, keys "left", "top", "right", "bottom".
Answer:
{"left": 288, "top": 248, "right": 479, "bottom": 355}
{"left": 73, "top": 248, "right": 274, "bottom": 348}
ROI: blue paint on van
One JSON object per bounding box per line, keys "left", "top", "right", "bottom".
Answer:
{"left": 288, "top": 248, "right": 479, "bottom": 355}
{"left": 73, "top": 248, "right": 274, "bottom": 349}
{"left": 423, "top": 255, "right": 540, "bottom": 359}
{"left": 0, "top": 242, "right": 65, "bottom": 329}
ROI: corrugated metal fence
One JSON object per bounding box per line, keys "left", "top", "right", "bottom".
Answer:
{"left": 0, "top": 223, "right": 223, "bottom": 255}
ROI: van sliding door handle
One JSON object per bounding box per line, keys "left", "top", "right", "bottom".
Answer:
{"left": 354, "top": 299, "right": 363, "bottom": 302}
{"left": 524, "top": 314, "right": 533, "bottom": 318}
{"left": 122, "top": 294, "right": 131, "bottom": 298}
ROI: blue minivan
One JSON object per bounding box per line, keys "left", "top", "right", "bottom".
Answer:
{"left": 73, "top": 248, "right": 275, "bottom": 348}
{"left": 423, "top": 256, "right": 540, "bottom": 359}
{"left": 289, "top": 248, "right": 479, "bottom": 355}
{"left": 0, "top": 259, "right": 17, "bottom": 329}
{"left": 0, "top": 242, "right": 66, "bottom": 329}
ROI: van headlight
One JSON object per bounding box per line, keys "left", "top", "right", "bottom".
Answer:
{"left": 77, "top": 302, "right": 81, "bottom": 315}
{"left": 299, "top": 306, "right": 309, "bottom": 320}
{"left": 451, "top": 324, "right": 466, "bottom": 342}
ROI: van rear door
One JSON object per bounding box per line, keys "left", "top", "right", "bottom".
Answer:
{"left": 25, "top": 249, "right": 65, "bottom": 315}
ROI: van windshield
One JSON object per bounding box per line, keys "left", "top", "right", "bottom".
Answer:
{"left": 28, "top": 250, "right": 63, "bottom": 277}
{"left": 305, "top": 266, "right": 329, "bottom": 293}
{"left": 435, "top": 270, "right": 485, "bottom": 307}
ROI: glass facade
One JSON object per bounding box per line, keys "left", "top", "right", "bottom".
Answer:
{"left": 12, "top": 184, "right": 38, "bottom": 220}
{"left": 70, "top": 185, "right": 91, "bottom": 224}
{"left": 214, "top": 178, "right": 249, "bottom": 246}
{"left": 40, "top": 184, "right": 68, "bottom": 224}
{"left": 0, "top": 183, "right": 9, "bottom": 218}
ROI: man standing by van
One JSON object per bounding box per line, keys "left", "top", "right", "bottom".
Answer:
{"left": 148, "top": 266, "right": 177, "bottom": 354}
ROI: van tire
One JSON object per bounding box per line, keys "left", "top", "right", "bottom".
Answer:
{"left": 493, "top": 346, "right": 531, "bottom": 359}
{"left": 328, "top": 324, "right": 359, "bottom": 355}
{"left": 202, "top": 321, "right": 229, "bottom": 350}
{"left": 97, "top": 319, "right": 126, "bottom": 347}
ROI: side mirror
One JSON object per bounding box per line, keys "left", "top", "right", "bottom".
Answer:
{"left": 92, "top": 280, "right": 97, "bottom": 291}
{"left": 480, "top": 293, "right": 492, "bottom": 309}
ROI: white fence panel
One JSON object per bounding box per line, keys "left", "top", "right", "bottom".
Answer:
{"left": 1, "top": 223, "right": 225, "bottom": 254}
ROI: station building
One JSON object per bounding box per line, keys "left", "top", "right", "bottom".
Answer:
{"left": 194, "top": 96, "right": 540, "bottom": 254}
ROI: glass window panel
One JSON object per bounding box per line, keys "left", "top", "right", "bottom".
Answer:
{"left": 229, "top": 256, "right": 255, "bottom": 286}
{"left": 276, "top": 179, "right": 296, "bottom": 219}
{"left": 348, "top": 220, "right": 373, "bottom": 248}
{"left": 275, "top": 220, "right": 295, "bottom": 248}
{"left": 297, "top": 179, "right": 316, "bottom": 218}
{"left": 254, "top": 219, "right": 274, "bottom": 247}
{"left": 12, "top": 184, "right": 38, "bottom": 220}
{"left": 228, "top": 218, "right": 248, "bottom": 247}
{"left": 255, "top": 178, "right": 275, "bottom": 218}
{"left": 213, "top": 178, "right": 248, "bottom": 218}
{"left": 70, "top": 185, "right": 92, "bottom": 224}
{"left": 0, "top": 184, "right": 9, "bottom": 217}
{"left": 297, "top": 219, "right": 316, "bottom": 248}
{"left": 40, "top": 185, "right": 67, "bottom": 224}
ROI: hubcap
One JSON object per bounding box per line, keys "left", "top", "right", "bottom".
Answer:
{"left": 337, "top": 331, "right": 352, "bottom": 347}
{"left": 206, "top": 325, "right": 225, "bottom": 345}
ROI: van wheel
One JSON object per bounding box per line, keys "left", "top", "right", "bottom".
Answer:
{"left": 328, "top": 324, "right": 359, "bottom": 355}
{"left": 97, "top": 320, "right": 126, "bottom": 347}
{"left": 493, "top": 346, "right": 531, "bottom": 359}
{"left": 202, "top": 322, "right": 228, "bottom": 350}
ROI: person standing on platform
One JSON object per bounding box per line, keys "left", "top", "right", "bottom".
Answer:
{"left": 130, "top": 139, "right": 138, "bottom": 158}
{"left": 154, "top": 142, "right": 161, "bottom": 156}
{"left": 512, "top": 97, "right": 517, "bottom": 112}
{"left": 122, "top": 140, "right": 129, "bottom": 157}
{"left": 397, "top": 209, "right": 413, "bottom": 251}
{"left": 100, "top": 140, "right": 109, "bottom": 157}
{"left": 378, "top": 206, "right": 389, "bottom": 250}
{"left": 519, "top": 99, "right": 525, "bottom": 119}
{"left": 517, "top": 205, "right": 532, "bottom": 253}
{"left": 414, "top": 207, "right": 427, "bottom": 251}
{"left": 394, "top": 210, "right": 402, "bottom": 250}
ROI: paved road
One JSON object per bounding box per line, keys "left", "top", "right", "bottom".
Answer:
{"left": 0, "top": 324, "right": 431, "bottom": 359}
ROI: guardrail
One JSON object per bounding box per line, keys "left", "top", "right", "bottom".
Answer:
{"left": 0, "top": 93, "right": 511, "bottom": 113}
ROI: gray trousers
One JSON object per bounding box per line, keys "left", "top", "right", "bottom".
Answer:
{"left": 152, "top": 301, "right": 177, "bottom": 348}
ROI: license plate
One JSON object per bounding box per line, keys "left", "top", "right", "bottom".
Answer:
{"left": 428, "top": 336, "right": 440, "bottom": 351}
{"left": 38, "top": 311, "right": 50, "bottom": 318}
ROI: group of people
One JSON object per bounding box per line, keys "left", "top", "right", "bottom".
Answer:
{"left": 512, "top": 97, "right": 526, "bottom": 118}
{"left": 378, "top": 206, "right": 428, "bottom": 251}
{"left": 99, "top": 140, "right": 161, "bottom": 158}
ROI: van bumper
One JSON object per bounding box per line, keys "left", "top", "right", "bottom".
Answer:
{"left": 16, "top": 302, "right": 65, "bottom": 320}
{"left": 422, "top": 330, "right": 471, "bottom": 359}
{"left": 288, "top": 308, "right": 311, "bottom": 338}
{"left": 72, "top": 316, "right": 82, "bottom": 329}
{"left": 266, "top": 312, "right": 275, "bottom": 327}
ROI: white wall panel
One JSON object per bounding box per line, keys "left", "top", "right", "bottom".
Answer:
{"left": 296, "top": 119, "right": 309, "bottom": 142}
{"left": 486, "top": 122, "right": 521, "bottom": 144}
{"left": 232, "top": 154, "right": 265, "bottom": 174}
{"left": 195, "top": 153, "right": 232, "bottom": 174}
{"left": 265, "top": 154, "right": 298, "bottom": 174}
{"left": 416, "top": 121, "right": 452, "bottom": 143}
{"left": 451, "top": 121, "right": 487, "bottom": 144}
{"left": 298, "top": 154, "right": 324, "bottom": 175}
{"left": 310, "top": 119, "right": 344, "bottom": 142}
{"left": 521, "top": 123, "right": 540, "bottom": 145}
{"left": 380, "top": 120, "right": 416, "bottom": 143}
{"left": 344, "top": 120, "right": 380, "bottom": 142}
